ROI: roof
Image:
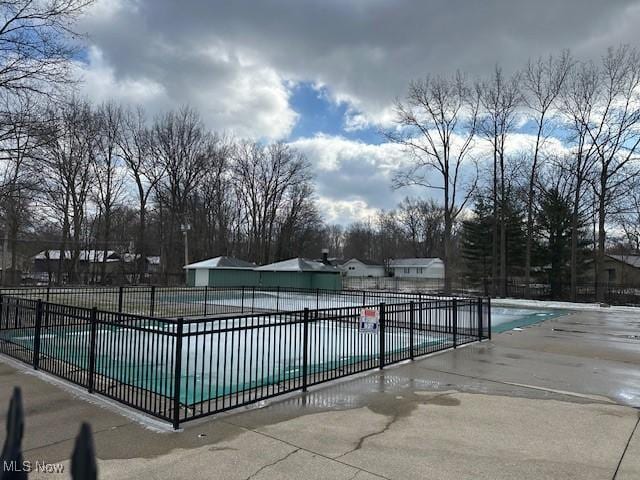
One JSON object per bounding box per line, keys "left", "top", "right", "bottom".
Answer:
{"left": 183, "top": 256, "right": 255, "bottom": 270}
{"left": 255, "top": 258, "right": 340, "bottom": 273}
{"left": 607, "top": 254, "right": 640, "bottom": 269}
{"left": 33, "top": 250, "right": 119, "bottom": 263}
{"left": 121, "top": 253, "right": 162, "bottom": 264}
{"left": 388, "top": 258, "right": 443, "bottom": 268}
{"left": 343, "top": 258, "right": 384, "bottom": 267}
{"left": 314, "top": 257, "right": 345, "bottom": 266}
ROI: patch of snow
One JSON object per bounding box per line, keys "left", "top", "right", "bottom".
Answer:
{"left": 491, "top": 298, "right": 640, "bottom": 313}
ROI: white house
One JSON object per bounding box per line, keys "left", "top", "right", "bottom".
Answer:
{"left": 339, "top": 258, "right": 385, "bottom": 277}
{"left": 183, "top": 256, "right": 255, "bottom": 287}
{"left": 388, "top": 258, "right": 444, "bottom": 279}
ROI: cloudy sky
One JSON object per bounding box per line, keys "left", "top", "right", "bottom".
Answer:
{"left": 76, "top": 0, "right": 640, "bottom": 224}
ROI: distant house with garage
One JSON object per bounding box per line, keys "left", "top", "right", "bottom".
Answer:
{"left": 255, "top": 258, "right": 342, "bottom": 290}
{"left": 339, "top": 258, "right": 385, "bottom": 277}
{"left": 388, "top": 258, "right": 444, "bottom": 280}
{"left": 184, "top": 256, "right": 257, "bottom": 287}
{"left": 583, "top": 254, "right": 640, "bottom": 285}
{"left": 32, "top": 250, "right": 122, "bottom": 281}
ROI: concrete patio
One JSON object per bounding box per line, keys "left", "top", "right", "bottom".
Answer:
{"left": 1, "top": 305, "right": 639, "bottom": 479}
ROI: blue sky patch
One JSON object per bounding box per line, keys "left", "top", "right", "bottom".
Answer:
{"left": 288, "top": 82, "right": 385, "bottom": 144}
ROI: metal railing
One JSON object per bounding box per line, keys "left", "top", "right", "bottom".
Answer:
{"left": 0, "top": 285, "right": 467, "bottom": 319}
{"left": 0, "top": 293, "right": 490, "bottom": 429}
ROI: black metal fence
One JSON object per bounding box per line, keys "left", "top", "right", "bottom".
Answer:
{"left": 502, "top": 281, "right": 640, "bottom": 306}
{"left": 0, "top": 293, "right": 490, "bottom": 429}
{"left": 0, "top": 285, "right": 460, "bottom": 319}
{"left": 344, "top": 276, "right": 640, "bottom": 306}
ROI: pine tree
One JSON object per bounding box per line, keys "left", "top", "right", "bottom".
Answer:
{"left": 536, "top": 187, "right": 588, "bottom": 298}
{"left": 461, "top": 194, "right": 526, "bottom": 293}
{"left": 461, "top": 197, "right": 494, "bottom": 290}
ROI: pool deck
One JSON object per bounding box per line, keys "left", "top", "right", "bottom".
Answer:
{"left": 1, "top": 305, "right": 639, "bottom": 479}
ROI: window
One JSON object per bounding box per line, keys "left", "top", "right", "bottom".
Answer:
{"left": 404, "top": 267, "right": 410, "bottom": 274}
{"left": 417, "top": 267, "right": 423, "bottom": 274}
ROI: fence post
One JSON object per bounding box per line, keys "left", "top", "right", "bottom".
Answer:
{"left": 203, "top": 287, "right": 208, "bottom": 317}
{"left": 251, "top": 286, "right": 256, "bottom": 313}
{"left": 33, "top": 300, "right": 43, "bottom": 370}
{"left": 362, "top": 290, "right": 366, "bottom": 306}
{"left": 409, "top": 301, "right": 415, "bottom": 360}
{"left": 487, "top": 297, "right": 492, "bottom": 340}
{"left": 172, "top": 318, "right": 184, "bottom": 430}
{"left": 379, "top": 302, "right": 386, "bottom": 369}
{"left": 0, "top": 293, "right": 3, "bottom": 328}
{"left": 302, "top": 308, "right": 309, "bottom": 392}
{"left": 150, "top": 285, "right": 156, "bottom": 317}
{"left": 118, "top": 286, "right": 124, "bottom": 314}
{"left": 276, "top": 286, "right": 280, "bottom": 311}
{"left": 316, "top": 288, "right": 319, "bottom": 310}
{"left": 241, "top": 286, "right": 245, "bottom": 313}
{"left": 477, "top": 297, "right": 483, "bottom": 341}
{"left": 88, "top": 307, "right": 98, "bottom": 393}
{"left": 452, "top": 298, "right": 457, "bottom": 349}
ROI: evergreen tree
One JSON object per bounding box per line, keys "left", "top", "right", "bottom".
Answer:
{"left": 461, "top": 194, "right": 526, "bottom": 293}
{"left": 461, "top": 196, "right": 494, "bottom": 290}
{"left": 536, "top": 187, "right": 588, "bottom": 298}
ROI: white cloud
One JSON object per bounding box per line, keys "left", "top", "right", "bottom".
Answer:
{"left": 315, "top": 198, "right": 379, "bottom": 224}
{"left": 77, "top": 5, "right": 299, "bottom": 139}
{"left": 75, "top": 46, "right": 166, "bottom": 105}
{"left": 78, "top": 0, "right": 640, "bottom": 139}
{"left": 291, "top": 131, "right": 574, "bottom": 224}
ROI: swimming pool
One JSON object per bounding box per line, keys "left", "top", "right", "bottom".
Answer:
{"left": 491, "top": 307, "right": 566, "bottom": 333}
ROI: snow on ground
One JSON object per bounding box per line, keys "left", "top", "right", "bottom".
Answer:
{"left": 491, "top": 297, "right": 640, "bottom": 313}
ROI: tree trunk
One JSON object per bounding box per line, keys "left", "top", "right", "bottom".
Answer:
{"left": 138, "top": 202, "right": 147, "bottom": 282}
{"left": 524, "top": 123, "right": 544, "bottom": 298}
{"left": 595, "top": 181, "right": 607, "bottom": 303}
{"left": 492, "top": 148, "right": 498, "bottom": 296}
{"left": 499, "top": 152, "right": 507, "bottom": 297}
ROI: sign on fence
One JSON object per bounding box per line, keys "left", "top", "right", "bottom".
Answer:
{"left": 359, "top": 308, "right": 379, "bottom": 334}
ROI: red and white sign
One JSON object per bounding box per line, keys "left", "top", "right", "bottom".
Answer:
{"left": 359, "top": 308, "right": 379, "bottom": 334}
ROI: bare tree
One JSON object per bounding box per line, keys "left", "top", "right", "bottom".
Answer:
{"left": 0, "top": 0, "right": 94, "bottom": 98}
{"left": 573, "top": 46, "right": 640, "bottom": 300}
{"left": 559, "top": 62, "right": 600, "bottom": 300}
{"left": 151, "top": 107, "right": 211, "bottom": 276}
{"left": 189, "top": 136, "right": 236, "bottom": 258}
{"left": 117, "top": 106, "right": 165, "bottom": 280}
{"left": 388, "top": 72, "right": 480, "bottom": 292}
{"left": 274, "top": 181, "right": 321, "bottom": 260}
{"left": 39, "top": 99, "right": 95, "bottom": 283}
{"left": 91, "top": 102, "right": 126, "bottom": 281}
{"left": 520, "top": 52, "right": 572, "bottom": 295}
{"left": 232, "top": 141, "right": 313, "bottom": 264}
{"left": 0, "top": 95, "right": 41, "bottom": 283}
{"left": 477, "top": 66, "right": 521, "bottom": 296}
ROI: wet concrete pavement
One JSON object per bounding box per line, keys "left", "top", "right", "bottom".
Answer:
{"left": 1, "top": 305, "right": 639, "bottom": 479}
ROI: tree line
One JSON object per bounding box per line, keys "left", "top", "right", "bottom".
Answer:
{"left": 387, "top": 46, "right": 640, "bottom": 301}
{"left": 2, "top": 99, "right": 328, "bottom": 283}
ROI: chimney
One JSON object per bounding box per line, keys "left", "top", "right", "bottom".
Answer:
{"left": 321, "top": 248, "right": 329, "bottom": 265}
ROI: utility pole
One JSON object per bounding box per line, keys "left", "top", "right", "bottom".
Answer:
{"left": 181, "top": 223, "right": 191, "bottom": 284}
